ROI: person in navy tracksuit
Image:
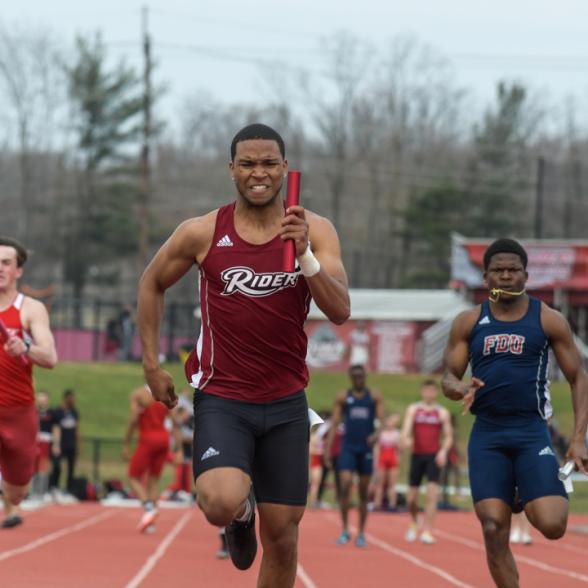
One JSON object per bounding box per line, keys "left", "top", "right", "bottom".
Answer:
{"left": 442, "top": 238, "right": 588, "bottom": 588}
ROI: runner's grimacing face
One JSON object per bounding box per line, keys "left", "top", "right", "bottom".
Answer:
{"left": 230, "top": 140, "right": 288, "bottom": 207}
{"left": 483, "top": 253, "right": 528, "bottom": 298}
{"left": 0, "top": 246, "right": 23, "bottom": 291}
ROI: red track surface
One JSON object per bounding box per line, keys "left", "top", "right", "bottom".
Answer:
{"left": 0, "top": 504, "right": 586, "bottom": 587}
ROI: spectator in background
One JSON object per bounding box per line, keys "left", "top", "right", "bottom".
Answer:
{"left": 374, "top": 413, "right": 402, "bottom": 511}
{"left": 118, "top": 304, "right": 135, "bottom": 361}
{"left": 165, "top": 405, "right": 195, "bottom": 501}
{"left": 49, "top": 389, "right": 80, "bottom": 495}
{"left": 347, "top": 321, "right": 371, "bottom": 369}
{"left": 32, "top": 391, "right": 60, "bottom": 498}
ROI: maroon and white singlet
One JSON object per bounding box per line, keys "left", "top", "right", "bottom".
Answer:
{"left": 190, "top": 203, "right": 312, "bottom": 403}
{"left": 412, "top": 404, "right": 443, "bottom": 454}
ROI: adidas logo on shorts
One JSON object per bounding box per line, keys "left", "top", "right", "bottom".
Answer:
{"left": 217, "top": 235, "right": 233, "bottom": 247}
{"left": 538, "top": 446, "right": 555, "bottom": 457}
{"left": 201, "top": 447, "right": 221, "bottom": 461}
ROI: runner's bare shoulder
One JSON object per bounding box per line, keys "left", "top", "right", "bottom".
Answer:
{"left": 171, "top": 210, "right": 219, "bottom": 265}
{"left": 451, "top": 306, "right": 482, "bottom": 339}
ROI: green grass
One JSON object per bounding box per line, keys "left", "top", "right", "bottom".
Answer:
{"left": 35, "top": 362, "right": 588, "bottom": 512}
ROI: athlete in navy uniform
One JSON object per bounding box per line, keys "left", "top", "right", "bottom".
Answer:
{"left": 326, "top": 364, "right": 384, "bottom": 547}
{"left": 442, "top": 238, "right": 588, "bottom": 588}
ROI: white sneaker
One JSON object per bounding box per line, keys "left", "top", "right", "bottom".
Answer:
{"left": 521, "top": 532, "right": 532, "bottom": 545}
{"left": 144, "top": 524, "right": 156, "bottom": 535}
{"left": 138, "top": 509, "right": 159, "bottom": 533}
{"left": 510, "top": 528, "right": 521, "bottom": 544}
{"left": 420, "top": 531, "right": 436, "bottom": 545}
{"left": 405, "top": 524, "right": 418, "bottom": 542}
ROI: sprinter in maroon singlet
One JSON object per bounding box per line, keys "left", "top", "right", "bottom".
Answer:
{"left": 401, "top": 380, "right": 452, "bottom": 544}
{"left": 137, "top": 124, "right": 350, "bottom": 587}
{"left": 0, "top": 237, "right": 58, "bottom": 528}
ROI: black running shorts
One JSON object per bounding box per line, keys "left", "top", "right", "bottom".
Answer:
{"left": 193, "top": 390, "right": 309, "bottom": 506}
{"left": 409, "top": 453, "right": 441, "bottom": 487}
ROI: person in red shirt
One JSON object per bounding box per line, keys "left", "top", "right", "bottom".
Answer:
{"left": 137, "top": 124, "right": 350, "bottom": 586}
{"left": 0, "top": 237, "right": 58, "bottom": 528}
{"left": 123, "top": 385, "right": 182, "bottom": 533}
{"left": 401, "top": 380, "right": 453, "bottom": 544}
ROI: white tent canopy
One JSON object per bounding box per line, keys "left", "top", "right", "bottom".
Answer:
{"left": 308, "top": 289, "right": 471, "bottom": 322}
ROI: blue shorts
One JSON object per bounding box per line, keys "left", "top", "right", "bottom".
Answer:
{"left": 468, "top": 417, "right": 568, "bottom": 507}
{"left": 338, "top": 446, "right": 373, "bottom": 476}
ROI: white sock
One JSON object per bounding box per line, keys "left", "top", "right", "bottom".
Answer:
{"left": 235, "top": 496, "right": 252, "bottom": 523}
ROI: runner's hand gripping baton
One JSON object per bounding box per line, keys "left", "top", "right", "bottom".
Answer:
{"left": 0, "top": 318, "right": 29, "bottom": 366}
{"left": 558, "top": 460, "right": 575, "bottom": 493}
{"left": 282, "top": 170, "right": 301, "bottom": 273}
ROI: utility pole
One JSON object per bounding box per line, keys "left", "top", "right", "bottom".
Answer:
{"left": 534, "top": 156, "right": 545, "bottom": 239}
{"left": 138, "top": 5, "right": 152, "bottom": 273}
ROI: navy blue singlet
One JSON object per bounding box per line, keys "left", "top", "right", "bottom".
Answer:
{"left": 342, "top": 389, "right": 376, "bottom": 451}
{"left": 469, "top": 297, "right": 551, "bottom": 425}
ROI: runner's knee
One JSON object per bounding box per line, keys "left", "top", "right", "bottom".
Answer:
{"left": 197, "top": 488, "right": 245, "bottom": 526}
{"left": 538, "top": 518, "right": 566, "bottom": 540}
{"left": 481, "top": 517, "right": 509, "bottom": 549}
{"left": 5, "top": 485, "right": 27, "bottom": 506}
{"left": 261, "top": 522, "right": 298, "bottom": 566}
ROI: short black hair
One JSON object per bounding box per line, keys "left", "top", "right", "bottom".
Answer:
{"left": 349, "top": 364, "right": 366, "bottom": 374}
{"left": 0, "top": 236, "right": 28, "bottom": 267}
{"left": 63, "top": 389, "right": 75, "bottom": 399}
{"left": 483, "top": 238, "right": 528, "bottom": 270}
{"left": 230, "top": 123, "right": 285, "bottom": 161}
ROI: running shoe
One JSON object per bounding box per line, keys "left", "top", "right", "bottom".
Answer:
{"left": 521, "top": 532, "right": 532, "bottom": 545}
{"left": 355, "top": 534, "right": 367, "bottom": 548}
{"left": 509, "top": 528, "right": 521, "bottom": 544}
{"left": 405, "top": 523, "right": 418, "bottom": 542}
{"left": 336, "top": 530, "right": 350, "bottom": 545}
{"left": 138, "top": 508, "right": 159, "bottom": 533}
{"left": 225, "top": 490, "right": 257, "bottom": 570}
{"left": 420, "top": 531, "right": 436, "bottom": 545}
{"left": 0, "top": 515, "right": 23, "bottom": 529}
{"left": 144, "top": 524, "right": 156, "bottom": 535}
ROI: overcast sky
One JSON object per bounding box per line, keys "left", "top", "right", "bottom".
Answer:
{"left": 4, "top": 0, "right": 588, "bottom": 126}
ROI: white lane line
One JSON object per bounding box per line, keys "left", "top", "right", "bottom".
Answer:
{"left": 0, "top": 510, "right": 114, "bottom": 562}
{"left": 296, "top": 563, "right": 318, "bottom": 588}
{"left": 364, "top": 530, "right": 478, "bottom": 588}
{"left": 322, "top": 514, "right": 476, "bottom": 588}
{"left": 124, "top": 511, "right": 193, "bottom": 588}
{"left": 436, "top": 529, "right": 588, "bottom": 583}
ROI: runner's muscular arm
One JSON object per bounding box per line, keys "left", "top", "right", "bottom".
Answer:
{"left": 123, "top": 389, "right": 141, "bottom": 461}
{"left": 281, "top": 208, "right": 350, "bottom": 325}
{"left": 138, "top": 214, "right": 214, "bottom": 407}
{"left": 325, "top": 391, "right": 346, "bottom": 466}
{"left": 436, "top": 408, "right": 454, "bottom": 468}
{"left": 400, "top": 404, "right": 416, "bottom": 450}
{"left": 16, "top": 298, "right": 58, "bottom": 368}
{"left": 368, "top": 391, "right": 386, "bottom": 446}
{"left": 542, "top": 305, "right": 588, "bottom": 474}
{"left": 441, "top": 309, "right": 484, "bottom": 413}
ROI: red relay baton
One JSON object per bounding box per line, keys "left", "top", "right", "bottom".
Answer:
{"left": 283, "top": 170, "right": 301, "bottom": 273}
{"left": 0, "top": 317, "right": 29, "bottom": 366}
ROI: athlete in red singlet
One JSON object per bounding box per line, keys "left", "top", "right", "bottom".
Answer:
{"left": 401, "top": 380, "right": 452, "bottom": 544}
{"left": 374, "top": 413, "right": 401, "bottom": 510}
{"left": 123, "top": 385, "right": 181, "bottom": 533}
{"left": 137, "top": 124, "right": 350, "bottom": 586}
{"left": 0, "top": 237, "right": 58, "bottom": 528}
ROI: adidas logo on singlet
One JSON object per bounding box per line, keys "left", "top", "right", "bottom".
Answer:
{"left": 217, "top": 235, "right": 234, "bottom": 247}
{"left": 201, "top": 447, "right": 220, "bottom": 461}
{"left": 538, "top": 446, "right": 555, "bottom": 457}
{"left": 478, "top": 316, "right": 491, "bottom": 325}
